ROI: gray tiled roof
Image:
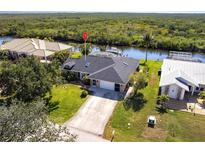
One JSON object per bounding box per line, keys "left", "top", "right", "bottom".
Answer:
{"left": 89, "top": 67, "right": 124, "bottom": 83}
{"left": 63, "top": 55, "right": 139, "bottom": 84}
{"left": 63, "top": 55, "right": 115, "bottom": 74}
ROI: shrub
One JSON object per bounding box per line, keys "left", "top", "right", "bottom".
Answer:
{"left": 0, "top": 50, "right": 10, "bottom": 60}
{"left": 62, "top": 70, "right": 76, "bottom": 82}
{"left": 52, "top": 50, "right": 71, "bottom": 65}
{"left": 81, "top": 90, "right": 88, "bottom": 98}
{"left": 82, "top": 75, "right": 90, "bottom": 85}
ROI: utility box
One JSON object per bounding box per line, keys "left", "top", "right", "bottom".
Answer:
{"left": 147, "top": 116, "right": 156, "bottom": 127}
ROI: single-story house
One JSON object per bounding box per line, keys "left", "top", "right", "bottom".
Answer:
{"left": 0, "top": 38, "right": 73, "bottom": 61}
{"left": 159, "top": 58, "right": 205, "bottom": 100}
{"left": 63, "top": 55, "right": 139, "bottom": 92}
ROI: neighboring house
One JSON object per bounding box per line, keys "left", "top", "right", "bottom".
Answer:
{"left": 159, "top": 58, "right": 205, "bottom": 100}
{"left": 0, "top": 38, "right": 73, "bottom": 62}
{"left": 63, "top": 55, "right": 139, "bottom": 92}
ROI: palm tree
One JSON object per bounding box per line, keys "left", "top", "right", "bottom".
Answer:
{"left": 157, "top": 94, "right": 169, "bottom": 109}
{"left": 130, "top": 73, "right": 147, "bottom": 94}
{"left": 143, "top": 33, "right": 153, "bottom": 63}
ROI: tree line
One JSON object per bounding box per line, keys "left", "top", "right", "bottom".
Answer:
{"left": 0, "top": 53, "right": 75, "bottom": 141}
{"left": 0, "top": 13, "right": 204, "bottom": 52}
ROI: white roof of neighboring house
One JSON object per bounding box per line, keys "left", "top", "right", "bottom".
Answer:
{"left": 0, "top": 38, "right": 73, "bottom": 58}
{"left": 160, "top": 59, "right": 205, "bottom": 90}
{"left": 28, "top": 49, "right": 54, "bottom": 57}
{"left": 160, "top": 70, "right": 190, "bottom": 91}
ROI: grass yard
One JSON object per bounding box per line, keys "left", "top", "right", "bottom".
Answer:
{"left": 71, "top": 52, "right": 82, "bottom": 59}
{"left": 104, "top": 60, "right": 205, "bottom": 141}
{"left": 49, "top": 84, "right": 87, "bottom": 124}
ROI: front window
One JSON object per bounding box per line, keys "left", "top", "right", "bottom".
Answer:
{"left": 77, "top": 72, "right": 81, "bottom": 78}
{"left": 93, "top": 80, "right": 96, "bottom": 86}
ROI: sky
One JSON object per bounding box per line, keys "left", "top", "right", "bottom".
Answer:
{"left": 0, "top": 0, "right": 204, "bottom": 13}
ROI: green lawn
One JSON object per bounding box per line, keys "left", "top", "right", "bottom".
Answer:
{"left": 49, "top": 84, "right": 87, "bottom": 124}
{"left": 104, "top": 60, "right": 205, "bottom": 141}
{"left": 71, "top": 52, "right": 82, "bottom": 59}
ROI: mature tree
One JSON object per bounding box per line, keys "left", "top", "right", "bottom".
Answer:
{"left": 52, "top": 50, "right": 71, "bottom": 65}
{"left": 143, "top": 33, "right": 154, "bottom": 63}
{"left": 123, "top": 92, "right": 147, "bottom": 112}
{"left": 130, "top": 73, "right": 147, "bottom": 94}
{"left": 0, "top": 50, "right": 10, "bottom": 60}
{"left": 0, "top": 14, "right": 205, "bottom": 51}
{"left": 0, "top": 101, "right": 76, "bottom": 142}
{"left": 44, "top": 61, "right": 63, "bottom": 84}
{"left": 80, "top": 43, "right": 92, "bottom": 55}
{"left": 124, "top": 73, "right": 147, "bottom": 112}
{"left": 157, "top": 94, "right": 169, "bottom": 109}
{"left": 0, "top": 56, "right": 52, "bottom": 103}
{"left": 82, "top": 75, "right": 90, "bottom": 85}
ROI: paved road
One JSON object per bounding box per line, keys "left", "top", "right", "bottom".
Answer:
{"left": 64, "top": 88, "right": 120, "bottom": 141}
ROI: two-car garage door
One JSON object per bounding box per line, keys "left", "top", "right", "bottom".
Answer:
{"left": 99, "top": 80, "right": 115, "bottom": 91}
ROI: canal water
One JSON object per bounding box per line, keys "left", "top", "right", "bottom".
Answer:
{"left": 90, "top": 45, "right": 205, "bottom": 62}
{"left": 0, "top": 36, "right": 13, "bottom": 45}
{"left": 1, "top": 36, "right": 205, "bottom": 62}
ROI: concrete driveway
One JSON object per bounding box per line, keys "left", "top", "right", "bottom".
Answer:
{"left": 64, "top": 88, "right": 120, "bottom": 139}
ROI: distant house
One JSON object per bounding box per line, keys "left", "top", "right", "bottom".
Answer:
{"left": 0, "top": 38, "right": 73, "bottom": 62}
{"left": 63, "top": 55, "right": 139, "bottom": 92}
{"left": 159, "top": 58, "right": 205, "bottom": 100}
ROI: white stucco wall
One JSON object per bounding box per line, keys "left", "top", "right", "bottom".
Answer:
{"left": 168, "top": 84, "right": 179, "bottom": 99}
{"left": 161, "top": 86, "right": 166, "bottom": 94}
{"left": 179, "top": 88, "right": 185, "bottom": 100}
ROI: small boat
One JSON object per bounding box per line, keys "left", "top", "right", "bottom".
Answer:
{"left": 106, "top": 46, "right": 122, "bottom": 56}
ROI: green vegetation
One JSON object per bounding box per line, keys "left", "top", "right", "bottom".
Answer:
{"left": 104, "top": 60, "right": 205, "bottom": 141}
{"left": 0, "top": 13, "right": 204, "bottom": 51}
{"left": 143, "top": 33, "right": 154, "bottom": 62}
{"left": 157, "top": 94, "right": 169, "bottom": 111}
{"left": 0, "top": 50, "right": 10, "bottom": 60}
{"left": 0, "top": 57, "right": 78, "bottom": 141}
{"left": 124, "top": 73, "right": 147, "bottom": 111}
{"left": 49, "top": 84, "right": 87, "bottom": 124}
{"left": 71, "top": 52, "right": 82, "bottom": 58}
{"left": 51, "top": 51, "right": 82, "bottom": 65}
{"left": 52, "top": 50, "right": 71, "bottom": 65}
{"left": 199, "top": 91, "right": 205, "bottom": 99}
{"left": 0, "top": 101, "right": 76, "bottom": 142}
{"left": 130, "top": 72, "right": 147, "bottom": 93}
{"left": 0, "top": 56, "right": 58, "bottom": 103}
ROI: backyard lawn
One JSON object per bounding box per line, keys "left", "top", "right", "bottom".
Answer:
{"left": 104, "top": 60, "right": 205, "bottom": 141}
{"left": 49, "top": 84, "right": 87, "bottom": 124}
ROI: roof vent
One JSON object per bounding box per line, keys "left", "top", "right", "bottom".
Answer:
{"left": 123, "top": 62, "right": 128, "bottom": 66}
{"left": 64, "top": 61, "right": 75, "bottom": 70}
{"left": 85, "top": 62, "right": 90, "bottom": 67}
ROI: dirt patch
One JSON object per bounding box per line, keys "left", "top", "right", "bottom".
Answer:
{"left": 142, "top": 115, "right": 167, "bottom": 140}
{"left": 143, "top": 127, "right": 167, "bottom": 140}
{"left": 149, "top": 74, "right": 158, "bottom": 86}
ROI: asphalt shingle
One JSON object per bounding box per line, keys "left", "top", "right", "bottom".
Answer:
{"left": 63, "top": 55, "right": 139, "bottom": 84}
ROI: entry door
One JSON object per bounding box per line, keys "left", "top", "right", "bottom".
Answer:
{"left": 168, "top": 85, "right": 178, "bottom": 99}
{"left": 115, "top": 84, "right": 120, "bottom": 91}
